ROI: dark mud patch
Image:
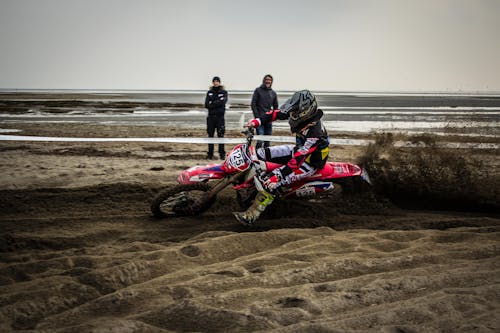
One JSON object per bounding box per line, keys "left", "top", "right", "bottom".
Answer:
{"left": 0, "top": 99, "right": 202, "bottom": 113}
{"left": 2, "top": 183, "right": 497, "bottom": 236}
{"left": 0, "top": 183, "right": 158, "bottom": 220}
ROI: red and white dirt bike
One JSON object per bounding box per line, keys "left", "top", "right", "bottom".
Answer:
{"left": 151, "top": 130, "right": 371, "bottom": 218}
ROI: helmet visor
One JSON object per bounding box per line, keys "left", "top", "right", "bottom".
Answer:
{"left": 290, "top": 109, "right": 299, "bottom": 121}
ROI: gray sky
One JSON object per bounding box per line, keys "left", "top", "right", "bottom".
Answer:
{"left": 1, "top": 0, "right": 499, "bottom": 92}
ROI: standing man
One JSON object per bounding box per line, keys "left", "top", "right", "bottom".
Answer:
{"left": 205, "top": 76, "right": 228, "bottom": 159}
{"left": 251, "top": 74, "right": 278, "bottom": 149}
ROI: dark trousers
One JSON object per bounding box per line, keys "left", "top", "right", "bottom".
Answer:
{"left": 255, "top": 122, "right": 272, "bottom": 149}
{"left": 207, "top": 115, "right": 225, "bottom": 157}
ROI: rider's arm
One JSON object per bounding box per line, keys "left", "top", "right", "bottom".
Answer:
{"left": 254, "top": 108, "right": 288, "bottom": 125}
{"left": 287, "top": 138, "right": 319, "bottom": 170}
{"left": 247, "top": 108, "right": 285, "bottom": 128}
{"left": 264, "top": 137, "right": 320, "bottom": 189}
{"left": 247, "top": 108, "right": 288, "bottom": 128}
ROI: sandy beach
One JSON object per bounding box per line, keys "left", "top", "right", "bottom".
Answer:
{"left": 2, "top": 0, "right": 500, "bottom": 329}
{"left": 0, "top": 122, "right": 499, "bottom": 332}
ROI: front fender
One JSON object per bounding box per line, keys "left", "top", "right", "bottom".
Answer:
{"left": 177, "top": 164, "right": 226, "bottom": 184}
{"left": 315, "top": 162, "right": 363, "bottom": 179}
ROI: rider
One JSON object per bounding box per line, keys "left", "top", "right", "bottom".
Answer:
{"left": 233, "top": 90, "right": 330, "bottom": 225}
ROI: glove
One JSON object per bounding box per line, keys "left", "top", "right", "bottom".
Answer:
{"left": 287, "top": 158, "right": 298, "bottom": 169}
{"left": 263, "top": 174, "right": 280, "bottom": 192}
{"left": 246, "top": 118, "right": 261, "bottom": 128}
{"left": 265, "top": 109, "right": 281, "bottom": 121}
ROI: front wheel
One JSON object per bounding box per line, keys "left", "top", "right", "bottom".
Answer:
{"left": 151, "top": 183, "right": 216, "bottom": 218}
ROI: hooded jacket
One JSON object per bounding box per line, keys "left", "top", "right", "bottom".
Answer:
{"left": 205, "top": 85, "right": 228, "bottom": 116}
{"left": 251, "top": 77, "right": 278, "bottom": 118}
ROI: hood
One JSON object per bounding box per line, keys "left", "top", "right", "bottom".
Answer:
{"left": 261, "top": 74, "right": 273, "bottom": 88}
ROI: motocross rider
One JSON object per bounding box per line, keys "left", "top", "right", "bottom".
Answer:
{"left": 233, "top": 90, "right": 330, "bottom": 225}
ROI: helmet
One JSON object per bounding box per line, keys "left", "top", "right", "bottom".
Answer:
{"left": 280, "top": 90, "right": 319, "bottom": 132}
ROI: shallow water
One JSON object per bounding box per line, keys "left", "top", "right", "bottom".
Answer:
{"left": 1, "top": 90, "right": 499, "bottom": 135}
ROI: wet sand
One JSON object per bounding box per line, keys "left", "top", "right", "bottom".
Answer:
{"left": 0, "top": 123, "right": 499, "bottom": 332}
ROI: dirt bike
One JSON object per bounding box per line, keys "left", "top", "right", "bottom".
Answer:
{"left": 151, "top": 130, "right": 371, "bottom": 218}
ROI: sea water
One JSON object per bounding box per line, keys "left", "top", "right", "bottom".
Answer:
{"left": 0, "top": 90, "right": 499, "bottom": 136}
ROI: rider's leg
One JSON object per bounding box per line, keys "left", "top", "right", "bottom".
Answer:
{"left": 233, "top": 160, "right": 319, "bottom": 225}
{"left": 233, "top": 190, "right": 275, "bottom": 226}
{"left": 256, "top": 145, "right": 294, "bottom": 164}
{"left": 234, "top": 145, "right": 292, "bottom": 225}
{"left": 233, "top": 162, "right": 317, "bottom": 225}
{"left": 275, "top": 161, "right": 317, "bottom": 186}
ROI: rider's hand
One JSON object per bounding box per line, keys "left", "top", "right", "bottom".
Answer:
{"left": 287, "top": 158, "right": 298, "bottom": 169}
{"left": 263, "top": 174, "right": 280, "bottom": 192}
{"left": 246, "top": 118, "right": 261, "bottom": 128}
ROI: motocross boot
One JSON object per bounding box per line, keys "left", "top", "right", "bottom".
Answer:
{"left": 233, "top": 190, "right": 274, "bottom": 226}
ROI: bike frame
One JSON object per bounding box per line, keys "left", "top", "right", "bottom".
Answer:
{"left": 177, "top": 129, "right": 371, "bottom": 200}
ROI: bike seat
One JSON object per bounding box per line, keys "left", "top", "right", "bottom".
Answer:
{"left": 265, "top": 161, "right": 283, "bottom": 172}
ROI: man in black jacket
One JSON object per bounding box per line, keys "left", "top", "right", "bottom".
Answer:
{"left": 251, "top": 74, "right": 278, "bottom": 149}
{"left": 204, "top": 76, "right": 228, "bottom": 159}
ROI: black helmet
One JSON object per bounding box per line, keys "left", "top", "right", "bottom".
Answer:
{"left": 281, "top": 90, "right": 319, "bottom": 132}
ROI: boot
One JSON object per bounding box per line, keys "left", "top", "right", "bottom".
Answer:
{"left": 233, "top": 190, "right": 274, "bottom": 226}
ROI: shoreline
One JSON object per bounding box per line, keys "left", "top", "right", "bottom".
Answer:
{"left": 2, "top": 89, "right": 500, "bottom": 96}
{"left": 1, "top": 121, "right": 499, "bottom": 144}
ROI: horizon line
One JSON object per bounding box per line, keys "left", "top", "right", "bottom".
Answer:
{"left": 1, "top": 88, "right": 500, "bottom": 96}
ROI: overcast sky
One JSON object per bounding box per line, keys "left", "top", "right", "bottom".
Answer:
{"left": 1, "top": 0, "right": 499, "bottom": 92}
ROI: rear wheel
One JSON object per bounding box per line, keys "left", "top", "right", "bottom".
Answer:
{"left": 151, "top": 183, "right": 216, "bottom": 218}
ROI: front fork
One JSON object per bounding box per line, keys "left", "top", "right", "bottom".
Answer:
{"left": 205, "top": 172, "right": 247, "bottom": 200}
{"left": 205, "top": 160, "right": 264, "bottom": 201}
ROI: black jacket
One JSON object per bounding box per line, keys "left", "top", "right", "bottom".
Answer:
{"left": 205, "top": 86, "right": 228, "bottom": 116}
{"left": 251, "top": 84, "right": 278, "bottom": 118}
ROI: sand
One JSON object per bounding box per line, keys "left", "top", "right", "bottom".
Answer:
{"left": 0, "top": 123, "right": 499, "bottom": 332}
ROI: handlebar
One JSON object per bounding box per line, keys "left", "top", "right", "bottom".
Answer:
{"left": 241, "top": 127, "right": 267, "bottom": 179}
{"left": 241, "top": 128, "right": 255, "bottom": 150}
